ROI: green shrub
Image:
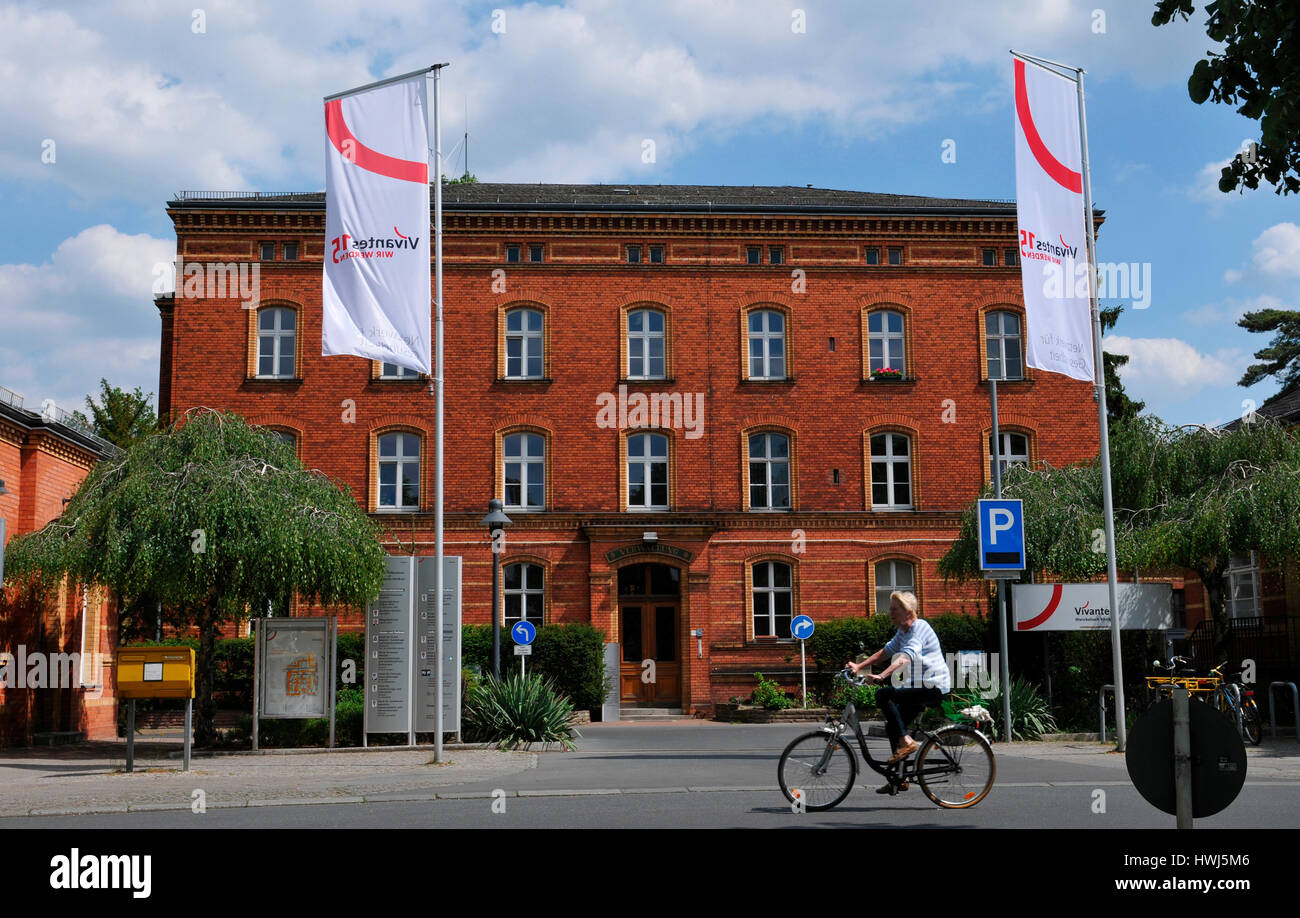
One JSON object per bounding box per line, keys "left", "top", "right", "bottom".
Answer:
{"left": 952, "top": 674, "right": 1058, "bottom": 740}
{"left": 463, "top": 670, "right": 579, "bottom": 750}
{"left": 825, "top": 679, "right": 877, "bottom": 712}
{"left": 750, "top": 673, "right": 795, "bottom": 710}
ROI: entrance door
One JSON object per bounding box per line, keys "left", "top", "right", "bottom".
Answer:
{"left": 617, "top": 564, "right": 681, "bottom": 706}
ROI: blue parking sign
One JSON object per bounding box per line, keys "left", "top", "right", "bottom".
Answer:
{"left": 977, "top": 499, "right": 1024, "bottom": 574}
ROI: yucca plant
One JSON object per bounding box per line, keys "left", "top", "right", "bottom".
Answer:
{"left": 463, "top": 670, "right": 580, "bottom": 751}
{"left": 952, "top": 674, "right": 1058, "bottom": 740}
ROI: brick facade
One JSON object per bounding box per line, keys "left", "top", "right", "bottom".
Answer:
{"left": 160, "top": 184, "right": 1105, "bottom": 714}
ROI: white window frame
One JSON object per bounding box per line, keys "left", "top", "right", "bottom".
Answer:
{"left": 380, "top": 362, "right": 419, "bottom": 379}
{"left": 377, "top": 432, "right": 421, "bottom": 511}
{"left": 626, "top": 432, "right": 669, "bottom": 510}
{"left": 627, "top": 309, "right": 666, "bottom": 380}
{"left": 867, "top": 310, "right": 906, "bottom": 375}
{"left": 747, "top": 310, "right": 786, "bottom": 380}
{"left": 257, "top": 307, "right": 296, "bottom": 379}
{"left": 503, "top": 562, "right": 545, "bottom": 628}
{"left": 988, "top": 432, "right": 1030, "bottom": 478}
{"left": 748, "top": 432, "right": 791, "bottom": 510}
{"left": 752, "top": 560, "right": 793, "bottom": 639}
{"left": 506, "top": 308, "right": 544, "bottom": 379}
{"left": 870, "top": 433, "right": 912, "bottom": 510}
{"left": 986, "top": 311, "right": 1024, "bottom": 380}
{"left": 503, "top": 432, "right": 545, "bottom": 511}
{"left": 874, "top": 559, "right": 915, "bottom": 616}
{"left": 1224, "top": 552, "right": 1262, "bottom": 619}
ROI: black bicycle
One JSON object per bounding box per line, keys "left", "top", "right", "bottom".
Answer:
{"left": 777, "top": 668, "right": 996, "bottom": 810}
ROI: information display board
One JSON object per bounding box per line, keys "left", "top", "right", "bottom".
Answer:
{"left": 366, "top": 557, "right": 414, "bottom": 734}
{"left": 1012, "top": 583, "right": 1174, "bottom": 632}
{"left": 415, "top": 555, "right": 461, "bottom": 734}
{"left": 258, "top": 617, "right": 332, "bottom": 719}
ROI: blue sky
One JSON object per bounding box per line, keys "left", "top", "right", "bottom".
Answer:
{"left": 1, "top": 0, "right": 1296, "bottom": 426}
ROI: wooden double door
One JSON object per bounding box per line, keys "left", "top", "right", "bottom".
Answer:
{"left": 617, "top": 563, "right": 681, "bottom": 706}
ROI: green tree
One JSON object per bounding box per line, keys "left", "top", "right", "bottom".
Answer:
{"left": 442, "top": 173, "right": 478, "bottom": 184}
{"left": 939, "top": 415, "right": 1300, "bottom": 639}
{"left": 71, "top": 378, "right": 157, "bottom": 450}
{"left": 1100, "top": 305, "right": 1146, "bottom": 425}
{"left": 1153, "top": 1, "right": 1300, "bottom": 195}
{"left": 1237, "top": 307, "right": 1300, "bottom": 397}
{"left": 4, "top": 409, "right": 389, "bottom": 744}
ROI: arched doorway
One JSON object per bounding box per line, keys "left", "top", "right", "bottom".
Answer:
{"left": 617, "top": 562, "right": 681, "bottom": 706}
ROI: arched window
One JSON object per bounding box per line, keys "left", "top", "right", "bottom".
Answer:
{"left": 503, "top": 562, "right": 545, "bottom": 627}
{"left": 988, "top": 431, "right": 1031, "bottom": 477}
{"left": 503, "top": 432, "right": 546, "bottom": 511}
{"left": 748, "top": 432, "right": 791, "bottom": 510}
{"left": 377, "top": 432, "right": 421, "bottom": 510}
{"left": 747, "top": 309, "right": 786, "bottom": 379}
{"left": 257, "top": 307, "right": 296, "bottom": 378}
{"left": 869, "top": 432, "right": 912, "bottom": 509}
{"left": 867, "top": 310, "right": 906, "bottom": 375}
{"left": 506, "top": 308, "right": 544, "bottom": 379}
{"left": 873, "top": 559, "right": 915, "bottom": 616}
{"left": 627, "top": 309, "right": 666, "bottom": 379}
{"left": 752, "top": 560, "right": 793, "bottom": 638}
{"left": 985, "top": 311, "right": 1024, "bottom": 380}
{"left": 627, "top": 432, "right": 669, "bottom": 509}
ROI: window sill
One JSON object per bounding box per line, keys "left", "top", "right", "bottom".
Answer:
{"left": 374, "top": 376, "right": 428, "bottom": 383}
{"left": 246, "top": 376, "right": 304, "bottom": 384}
{"left": 746, "top": 507, "right": 793, "bottom": 513}
{"left": 623, "top": 507, "right": 671, "bottom": 513}
{"left": 870, "top": 506, "right": 917, "bottom": 513}
{"left": 980, "top": 377, "right": 1032, "bottom": 386}
{"left": 862, "top": 375, "right": 916, "bottom": 384}
{"left": 496, "top": 377, "right": 554, "bottom": 384}
{"left": 374, "top": 507, "right": 421, "bottom": 514}
{"left": 740, "top": 377, "right": 795, "bottom": 385}
{"left": 619, "top": 378, "right": 676, "bottom": 386}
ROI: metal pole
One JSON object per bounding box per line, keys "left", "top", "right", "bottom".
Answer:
{"left": 433, "top": 63, "right": 446, "bottom": 765}
{"left": 183, "top": 697, "right": 192, "bottom": 771}
{"left": 991, "top": 379, "right": 1012, "bottom": 742}
{"left": 328, "top": 616, "right": 337, "bottom": 749}
{"left": 408, "top": 556, "right": 416, "bottom": 748}
{"left": 1077, "top": 68, "right": 1126, "bottom": 751}
{"left": 801, "top": 640, "right": 807, "bottom": 709}
{"left": 252, "top": 620, "right": 260, "bottom": 752}
{"left": 126, "top": 698, "right": 135, "bottom": 773}
{"left": 0, "top": 517, "right": 6, "bottom": 587}
{"left": 492, "top": 534, "right": 501, "bottom": 679}
{"left": 1172, "top": 687, "right": 1193, "bottom": 829}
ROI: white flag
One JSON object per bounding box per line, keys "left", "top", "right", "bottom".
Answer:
{"left": 323, "top": 75, "right": 431, "bottom": 374}
{"left": 1013, "top": 55, "right": 1093, "bottom": 382}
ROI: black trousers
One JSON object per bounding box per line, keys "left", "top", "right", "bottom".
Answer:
{"left": 876, "top": 686, "right": 944, "bottom": 749}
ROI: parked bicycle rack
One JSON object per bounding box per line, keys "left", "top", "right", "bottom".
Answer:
{"left": 1100, "top": 684, "right": 1116, "bottom": 743}
{"left": 1269, "top": 682, "right": 1299, "bottom": 743}
{"left": 1221, "top": 682, "right": 1243, "bottom": 734}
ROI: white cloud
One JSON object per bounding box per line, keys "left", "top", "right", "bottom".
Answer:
{"left": 1250, "top": 223, "right": 1300, "bottom": 280}
{"left": 0, "top": 224, "right": 171, "bottom": 411}
{"left": 1181, "top": 294, "right": 1282, "bottom": 327}
{"left": 1103, "top": 335, "right": 1247, "bottom": 421}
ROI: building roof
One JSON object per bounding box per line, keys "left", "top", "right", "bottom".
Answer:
{"left": 169, "top": 182, "right": 1029, "bottom": 217}
{"left": 1223, "top": 385, "right": 1300, "bottom": 431}
{"left": 0, "top": 386, "right": 120, "bottom": 459}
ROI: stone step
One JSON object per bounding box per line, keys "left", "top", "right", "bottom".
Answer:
{"left": 619, "top": 708, "right": 684, "bottom": 719}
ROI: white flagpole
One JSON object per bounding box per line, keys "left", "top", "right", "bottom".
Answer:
{"left": 432, "top": 63, "right": 447, "bottom": 764}
{"left": 1075, "top": 67, "right": 1127, "bottom": 751}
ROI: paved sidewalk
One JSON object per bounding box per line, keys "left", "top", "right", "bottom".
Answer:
{"left": 992, "top": 738, "right": 1300, "bottom": 779}
{"left": 0, "top": 741, "right": 536, "bottom": 818}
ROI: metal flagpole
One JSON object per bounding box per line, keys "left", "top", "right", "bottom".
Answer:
{"left": 431, "top": 64, "right": 447, "bottom": 764}
{"left": 1075, "top": 67, "right": 1126, "bottom": 751}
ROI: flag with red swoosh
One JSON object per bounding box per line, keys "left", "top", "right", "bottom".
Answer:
{"left": 322, "top": 75, "right": 431, "bottom": 374}
{"left": 1012, "top": 54, "right": 1093, "bottom": 382}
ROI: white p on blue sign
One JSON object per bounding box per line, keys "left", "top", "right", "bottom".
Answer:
{"left": 977, "top": 499, "right": 1025, "bottom": 574}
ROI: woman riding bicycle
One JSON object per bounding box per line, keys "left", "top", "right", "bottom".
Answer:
{"left": 847, "top": 591, "right": 950, "bottom": 788}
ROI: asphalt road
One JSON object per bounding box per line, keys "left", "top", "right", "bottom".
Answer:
{"left": 6, "top": 722, "right": 1299, "bottom": 829}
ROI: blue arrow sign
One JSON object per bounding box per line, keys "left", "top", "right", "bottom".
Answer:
{"left": 791, "top": 615, "right": 815, "bottom": 640}
{"left": 977, "top": 498, "right": 1025, "bottom": 572}
{"left": 512, "top": 620, "right": 537, "bottom": 645}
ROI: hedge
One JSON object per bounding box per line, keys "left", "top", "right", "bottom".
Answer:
{"left": 462, "top": 622, "right": 609, "bottom": 711}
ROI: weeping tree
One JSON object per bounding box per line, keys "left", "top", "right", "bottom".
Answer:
{"left": 4, "top": 408, "right": 388, "bottom": 745}
{"left": 939, "top": 415, "right": 1300, "bottom": 641}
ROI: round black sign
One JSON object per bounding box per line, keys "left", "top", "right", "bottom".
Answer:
{"left": 1126, "top": 698, "right": 1246, "bottom": 818}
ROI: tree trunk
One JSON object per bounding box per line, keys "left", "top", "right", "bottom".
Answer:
{"left": 195, "top": 602, "right": 218, "bottom": 746}
{"left": 1195, "top": 565, "right": 1231, "bottom": 658}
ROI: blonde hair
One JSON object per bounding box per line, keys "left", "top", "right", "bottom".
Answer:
{"left": 890, "top": 590, "right": 919, "bottom": 616}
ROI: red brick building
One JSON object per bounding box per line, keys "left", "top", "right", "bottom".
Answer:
{"left": 0, "top": 387, "right": 118, "bottom": 745}
{"left": 158, "top": 183, "right": 1108, "bottom": 714}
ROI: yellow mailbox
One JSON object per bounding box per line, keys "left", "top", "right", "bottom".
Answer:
{"left": 116, "top": 647, "right": 195, "bottom": 699}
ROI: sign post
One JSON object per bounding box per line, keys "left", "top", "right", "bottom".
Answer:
{"left": 791, "top": 615, "right": 815, "bottom": 708}
{"left": 978, "top": 498, "right": 1024, "bottom": 741}
{"left": 512, "top": 620, "right": 536, "bottom": 678}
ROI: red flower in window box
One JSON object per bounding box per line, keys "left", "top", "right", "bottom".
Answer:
{"left": 871, "top": 367, "right": 904, "bottom": 380}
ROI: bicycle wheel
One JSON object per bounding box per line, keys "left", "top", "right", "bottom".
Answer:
{"left": 778, "top": 731, "right": 857, "bottom": 812}
{"left": 915, "top": 726, "right": 996, "bottom": 809}
{"left": 1241, "top": 699, "right": 1262, "bottom": 746}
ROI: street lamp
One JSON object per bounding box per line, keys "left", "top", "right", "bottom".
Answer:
{"left": 480, "top": 498, "right": 513, "bottom": 679}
